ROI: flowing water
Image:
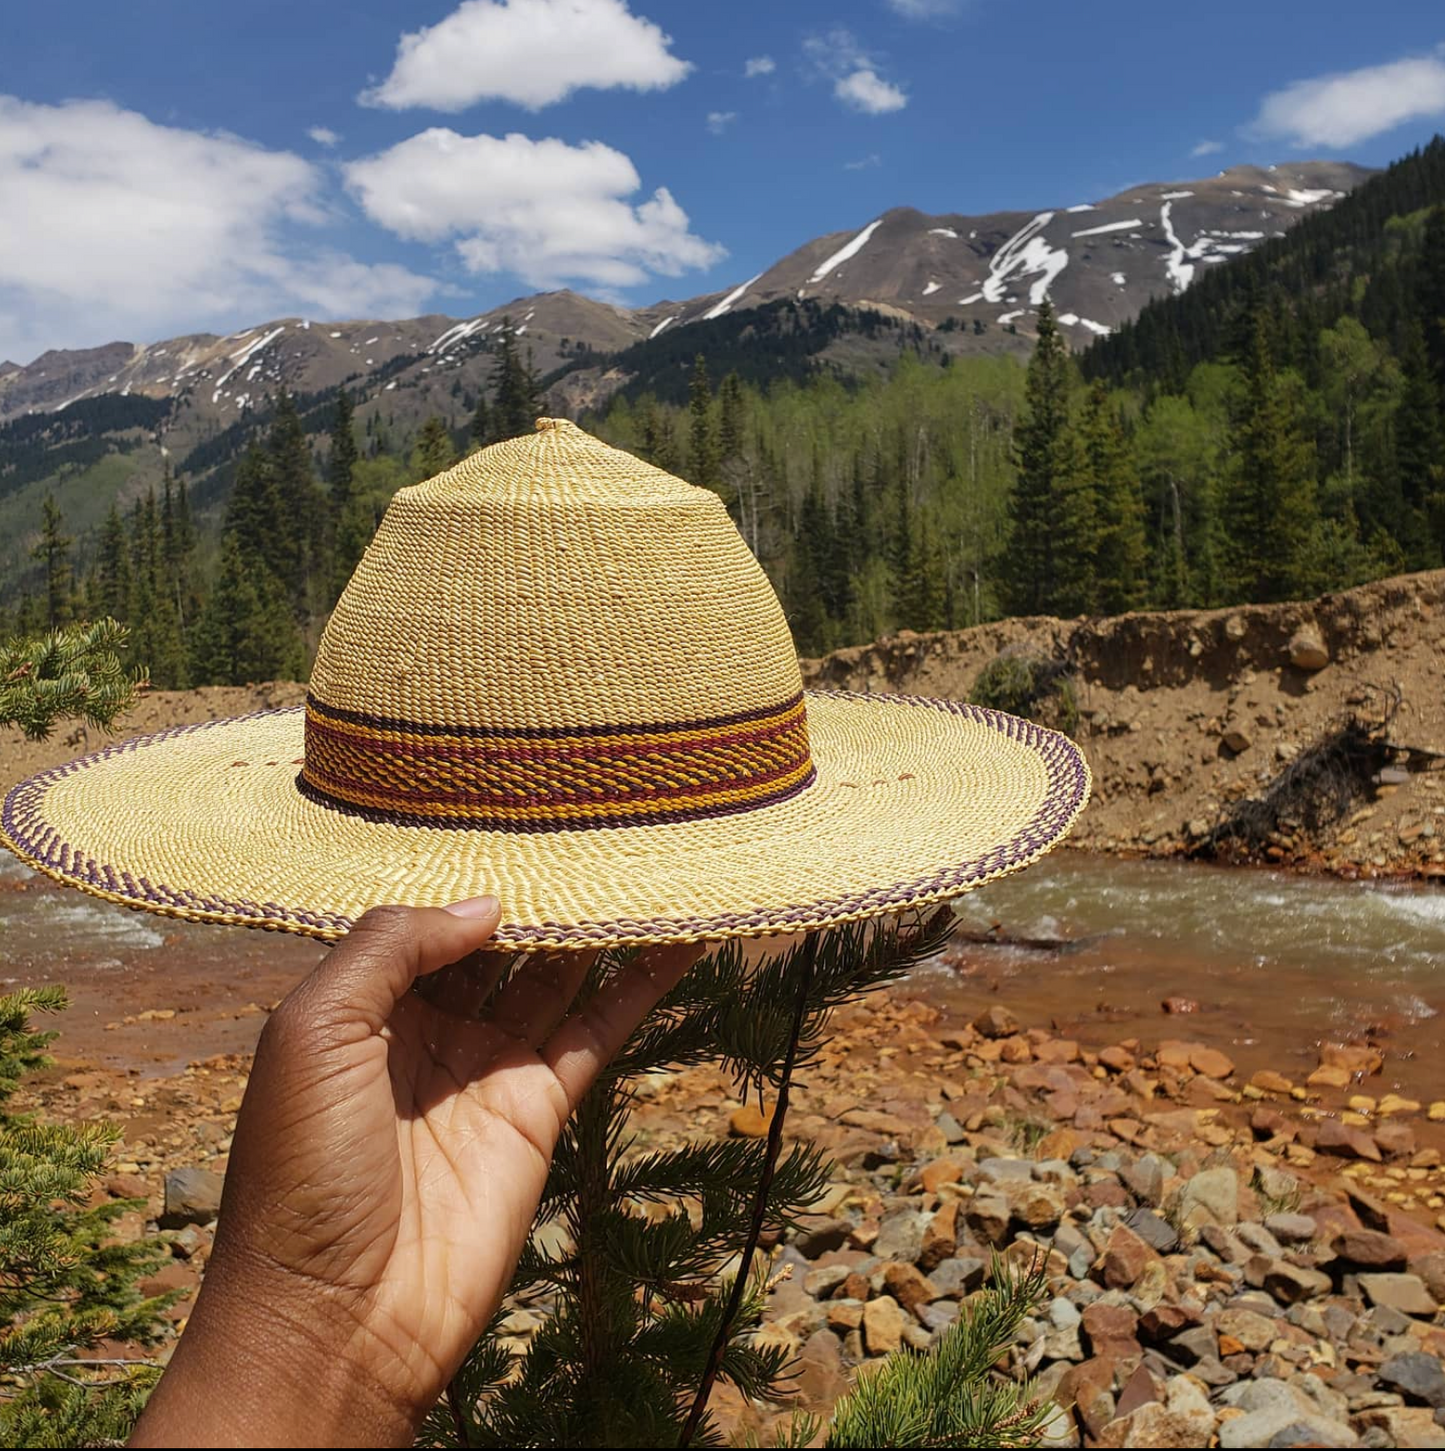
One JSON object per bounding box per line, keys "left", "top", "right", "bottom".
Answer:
{"left": 908, "top": 854, "right": 1445, "bottom": 1097}
{"left": 3, "top": 849, "right": 1443, "bottom": 1093}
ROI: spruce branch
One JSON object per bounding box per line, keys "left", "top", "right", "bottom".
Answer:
{"left": 677, "top": 931, "right": 818, "bottom": 1449}
{"left": 0, "top": 620, "right": 145, "bottom": 742}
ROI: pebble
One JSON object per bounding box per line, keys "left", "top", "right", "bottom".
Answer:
{"left": 159, "top": 1166, "right": 224, "bottom": 1229}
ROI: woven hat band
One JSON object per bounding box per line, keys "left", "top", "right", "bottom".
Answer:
{"left": 296, "top": 691, "right": 817, "bottom": 833}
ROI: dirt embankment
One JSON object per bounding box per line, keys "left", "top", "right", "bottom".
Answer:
{"left": 805, "top": 571, "right": 1445, "bottom": 877}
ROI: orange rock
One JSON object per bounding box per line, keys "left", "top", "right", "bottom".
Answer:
{"left": 729, "top": 1103, "right": 775, "bottom": 1138}
{"left": 1190, "top": 1046, "right": 1236, "bottom": 1080}
{"left": 1307, "top": 1065, "right": 1352, "bottom": 1090}
{"left": 1217, "top": 1333, "right": 1246, "bottom": 1357}
{"left": 999, "top": 1035, "right": 1034, "bottom": 1064}
{"left": 919, "top": 1201, "right": 958, "bottom": 1272}
{"left": 1035, "top": 1039, "right": 1080, "bottom": 1065}
{"left": 1251, "top": 1070, "right": 1294, "bottom": 1094}
{"left": 918, "top": 1157, "right": 964, "bottom": 1194}
{"left": 1319, "top": 1043, "right": 1384, "bottom": 1077}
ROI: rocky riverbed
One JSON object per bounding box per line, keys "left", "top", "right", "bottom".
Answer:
{"left": 28, "top": 986, "right": 1445, "bottom": 1447}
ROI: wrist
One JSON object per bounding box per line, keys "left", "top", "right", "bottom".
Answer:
{"left": 131, "top": 1258, "right": 425, "bottom": 1448}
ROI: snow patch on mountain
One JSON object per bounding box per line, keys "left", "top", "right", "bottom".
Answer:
{"left": 928, "top": 227, "right": 959, "bottom": 238}
{"left": 703, "top": 274, "right": 762, "bottom": 321}
{"left": 1071, "top": 218, "right": 1144, "bottom": 239}
{"left": 809, "top": 219, "right": 885, "bottom": 284}
{"left": 649, "top": 315, "right": 676, "bottom": 339}
{"left": 982, "top": 213, "right": 1067, "bottom": 306}
{"left": 1160, "top": 202, "right": 1194, "bottom": 294}
{"left": 922, "top": 281, "right": 941, "bottom": 296}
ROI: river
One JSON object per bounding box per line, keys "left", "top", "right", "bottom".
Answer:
{"left": 3, "top": 850, "right": 1443, "bottom": 1095}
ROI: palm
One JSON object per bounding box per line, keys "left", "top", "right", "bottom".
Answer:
{"left": 212, "top": 909, "right": 698, "bottom": 1421}
{"left": 364, "top": 996, "right": 571, "bottom": 1367}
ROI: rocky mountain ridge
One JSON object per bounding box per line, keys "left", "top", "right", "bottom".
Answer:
{"left": 0, "top": 160, "right": 1367, "bottom": 429}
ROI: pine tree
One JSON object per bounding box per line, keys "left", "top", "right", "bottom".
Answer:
{"left": 93, "top": 503, "right": 132, "bottom": 623}
{"left": 268, "top": 388, "right": 324, "bottom": 612}
{"left": 1078, "top": 382, "right": 1147, "bottom": 614}
{"left": 1219, "top": 310, "right": 1322, "bottom": 601}
{"left": 718, "top": 371, "right": 746, "bottom": 464}
{"left": 687, "top": 354, "right": 721, "bottom": 491}
{"left": 469, "top": 391, "right": 491, "bottom": 450}
{"left": 0, "top": 986, "right": 175, "bottom": 1447}
{"left": 1001, "top": 303, "right": 1074, "bottom": 616}
{"left": 190, "top": 533, "right": 307, "bottom": 686}
{"left": 413, "top": 416, "right": 458, "bottom": 480}
{"left": 328, "top": 390, "right": 359, "bottom": 517}
{"left": 490, "top": 322, "right": 540, "bottom": 441}
{"left": 30, "top": 494, "right": 73, "bottom": 630}
{"left": 1394, "top": 319, "right": 1445, "bottom": 568}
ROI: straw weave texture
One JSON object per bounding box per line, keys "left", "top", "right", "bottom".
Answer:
{"left": 1, "top": 419, "right": 1091, "bottom": 948}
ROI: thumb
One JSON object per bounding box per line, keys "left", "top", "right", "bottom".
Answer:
{"left": 288, "top": 897, "right": 504, "bottom": 1034}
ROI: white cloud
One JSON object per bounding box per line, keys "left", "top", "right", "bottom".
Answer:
{"left": 744, "top": 55, "right": 776, "bottom": 78}
{"left": 361, "top": 0, "right": 691, "bottom": 112}
{"left": 1250, "top": 50, "right": 1445, "bottom": 149}
{"left": 886, "top": 0, "right": 961, "bottom": 18}
{"left": 706, "top": 110, "right": 737, "bottom": 135}
{"left": 1190, "top": 139, "right": 1223, "bottom": 157}
{"left": 804, "top": 30, "right": 908, "bottom": 115}
{"left": 0, "top": 96, "right": 438, "bottom": 365}
{"left": 836, "top": 68, "right": 907, "bottom": 114}
{"left": 843, "top": 153, "right": 881, "bottom": 171}
{"left": 308, "top": 125, "right": 341, "bottom": 147}
{"left": 344, "top": 128, "right": 724, "bottom": 292}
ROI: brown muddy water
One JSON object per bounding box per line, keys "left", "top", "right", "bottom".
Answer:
{"left": 3, "top": 851, "right": 1443, "bottom": 1098}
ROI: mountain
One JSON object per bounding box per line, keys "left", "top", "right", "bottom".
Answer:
{"left": 0, "top": 159, "right": 1367, "bottom": 430}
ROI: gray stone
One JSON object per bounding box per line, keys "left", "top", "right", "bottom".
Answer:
{"left": 873, "top": 1209, "right": 930, "bottom": 1264}
{"left": 1380, "top": 1352, "right": 1445, "bottom": 1409}
{"left": 1264, "top": 1260, "right": 1332, "bottom": 1304}
{"left": 1192, "top": 1356, "right": 1239, "bottom": 1388}
{"left": 1041, "top": 1326, "right": 1084, "bottom": 1363}
{"left": 1048, "top": 1296, "right": 1082, "bottom": 1330}
{"left": 977, "top": 1156, "right": 1034, "bottom": 1184}
{"left": 1216, "top": 1307, "right": 1281, "bottom": 1352}
{"left": 1126, "top": 1207, "right": 1181, "bottom": 1255}
{"left": 803, "top": 1265, "right": 851, "bottom": 1299}
{"left": 1179, "top": 1167, "right": 1239, "bottom": 1230}
{"left": 1217, "top": 1379, "right": 1359, "bottom": 1448}
{"left": 1121, "top": 1154, "right": 1168, "bottom": 1207}
{"left": 1238, "top": 1222, "right": 1285, "bottom": 1258}
{"left": 934, "top": 1110, "right": 966, "bottom": 1145}
{"left": 1170, "top": 1324, "right": 1219, "bottom": 1365}
{"left": 1359, "top": 1273, "right": 1440, "bottom": 1318}
{"left": 1255, "top": 1166, "right": 1301, "bottom": 1204}
{"left": 160, "top": 1166, "right": 224, "bottom": 1229}
{"left": 928, "top": 1256, "right": 986, "bottom": 1298}
{"left": 1201, "top": 1223, "right": 1252, "bottom": 1264}
{"left": 1264, "top": 1212, "right": 1318, "bottom": 1245}
{"left": 1069, "top": 1245, "right": 1094, "bottom": 1280}
{"left": 793, "top": 1216, "right": 853, "bottom": 1259}
{"left": 916, "top": 1301, "right": 960, "bottom": 1335}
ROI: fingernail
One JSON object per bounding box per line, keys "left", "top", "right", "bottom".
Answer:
{"left": 444, "top": 894, "right": 500, "bottom": 919}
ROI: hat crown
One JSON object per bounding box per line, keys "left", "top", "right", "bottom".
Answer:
{"left": 300, "top": 418, "right": 814, "bottom": 831}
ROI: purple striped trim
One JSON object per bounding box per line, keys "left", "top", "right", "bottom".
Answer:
{"left": 295, "top": 760, "right": 817, "bottom": 831}
{"left": 0, "top": 694, "right": 1090, "bottom": 947}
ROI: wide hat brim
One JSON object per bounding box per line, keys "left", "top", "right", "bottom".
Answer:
{"left": 3, "top": 690, "right": 1089, "bottom": 950}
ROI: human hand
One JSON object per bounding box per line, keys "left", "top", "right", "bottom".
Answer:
{"left": 130, "top": 899, "right": 699, "bottom": 1448}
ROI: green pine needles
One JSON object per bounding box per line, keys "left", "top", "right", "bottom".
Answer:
{"left": 424, "top": 911, "right": 1053, "bottom": 1450}
{"left": 0, "top": 617, "right": 146, "bottom": 742}
{"left": 0, "top": 987, "right": 176, "bottom": 1448}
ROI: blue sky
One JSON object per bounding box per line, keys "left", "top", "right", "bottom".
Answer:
{"left": 2, "top": 0, "right": 1443, "bottom": 363}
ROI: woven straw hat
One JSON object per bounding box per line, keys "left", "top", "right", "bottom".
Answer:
{"left": 3, "top": 419, "right": 1089, "bottom": 949}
